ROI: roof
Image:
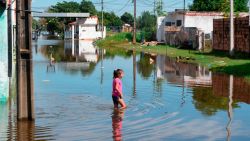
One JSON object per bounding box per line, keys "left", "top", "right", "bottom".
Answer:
{"left": 167, "top": 11, "right": 249, "bottom": 17}
{"left": 32, "top": 13, "right": 90, "bottom": 18}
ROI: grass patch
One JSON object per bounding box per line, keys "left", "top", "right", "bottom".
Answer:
{"left": 96, "top": 33, "right": 250, "bottom": 78}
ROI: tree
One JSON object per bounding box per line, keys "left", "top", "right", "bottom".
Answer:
{"left": 46, "top": 18, "right": 64, "bottom": 35}
{"left": 189, "top": 0, "right": 249, "bottom": 12}
{"left": 137, "top": 11, "right": 156, "bottom": 41}
{"left": 80, "top": 0, "right": 97, "bottom": 16}
{"left": 98, "top": 11, "right": 122, "bottom": 27}
{"left": 121, "top": 12, "right": 134, "bottom": 26}
{"left": 48, "top": 1, "right": 80, "bottom": 12}
{"left": 156, "top": 0, "right": 166, "bottom": 16}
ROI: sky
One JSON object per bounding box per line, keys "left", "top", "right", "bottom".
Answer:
{"left": 31, "top": 0, "right": 193, "bottom": 16}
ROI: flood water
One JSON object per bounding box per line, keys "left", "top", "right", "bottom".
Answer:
{"left": 1, "top": 38, "right": 250, "bottom": 141}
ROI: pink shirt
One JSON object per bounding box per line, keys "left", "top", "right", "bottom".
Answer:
{"left": 112, "top": 78, "right": 122, "bottom": 96}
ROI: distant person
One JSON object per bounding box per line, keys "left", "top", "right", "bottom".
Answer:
{"left": 112, "top": 69, "right": 127, "bottom": 109}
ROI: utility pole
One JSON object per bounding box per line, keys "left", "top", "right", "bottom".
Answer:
{"left": 7, "top": 1, "right": 12, "bottom": 78}
{"left": 183, "top": 0, "right": 185, "bottom": 26}
{"left": 16, "top": 0, "right": 34, "bottom": 120}
{"left": 154, "top": 0, "right": 156, "bottom": 16}
{"left": 133, "top": 0, "right": 136, "bottom": 44}
{"left": 249, "top": 1, "right": 250, "bottom": 26}
{"left": 230, "top": 0, "right": 234, "bottom": 56}
{"left": 101, "top": 0, "right": 104, "bottom": 39}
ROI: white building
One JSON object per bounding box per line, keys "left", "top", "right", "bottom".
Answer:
{"left": 65, "top": 16, "right": 106, "bottom": 40}
{"left": 157, "top": 11, "right": 224, "bottom": 42}
{"left": 157, "top": 10, "right": 248, "bottom": 42}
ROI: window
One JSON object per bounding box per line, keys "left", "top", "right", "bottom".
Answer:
{"left": 176, "top": 20, "right": 182, "bottom": 26}
{"left": 205, "top": 34, "right": 211, "bottom": 39}
{"left": 165, "top": 22, "right": 172, "bottom": 26}
{"left": 171, "top": 22, "right": 175, "bottom": 25}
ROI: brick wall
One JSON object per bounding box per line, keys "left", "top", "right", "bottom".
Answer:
{"left": 213, "top": 16, "right": 250, "bottom": 54}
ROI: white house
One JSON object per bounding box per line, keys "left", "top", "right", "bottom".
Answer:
{"left": 157, "top": 10, "right": 224, "bottom": 42}
{"left": 157, "top": 10, "right": 248, "bottom": 42}
{"left": 65, "top": 16, "right": 106, "bottom": 40}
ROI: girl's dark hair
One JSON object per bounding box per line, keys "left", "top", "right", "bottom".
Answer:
{"left": 113, "top": 69, "right": 123, "bottom": 78}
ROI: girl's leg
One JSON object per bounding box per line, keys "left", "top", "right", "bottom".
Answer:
{"left": 114, "top": 104, "right": 118, "bottom": 109}
{"left": 112, "top": 96, "right": 119, "bottom": 109}
{"left": 118, "top": 98, "right": 127, "bottom": 109}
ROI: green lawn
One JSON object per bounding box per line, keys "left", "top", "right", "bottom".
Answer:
{"left": 96, "top": 32, "right": 250, "bottom": 79}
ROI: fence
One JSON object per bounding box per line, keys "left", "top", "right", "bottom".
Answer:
{"left": 213, "top": 16, "right": 250, "bottom": 54}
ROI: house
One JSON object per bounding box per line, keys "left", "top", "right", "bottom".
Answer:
{"left": 157, "top": 10, "right": 226, "bottom": 42}
{"left": 65, "top": 16, "right": 106, "bottom": 40}
{"left": 157, "top": 10, "right": 249, "bottom": 41}
{"left": 157, "top": 10, "right": 248, "bottom": 49}
{"left": 122, "top": 23, "right": 133, "bottom": 32}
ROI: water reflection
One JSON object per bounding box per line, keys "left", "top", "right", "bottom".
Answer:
{"left": 0, "top": 102, "right": 8, "bottom": 139}
{"left": 2, "top": 38, "right": 250, "bottom": 140}
{"left": 64, "top": 40, "right": 99, "bottom": 63}
{"left": 226, "top": 75, "right": 234, "bottom": 141}
{"left": 137, "top": 53, "right": 154, "bottom": 79}
{"left": 112, "top": 109, "right": 125, "bottom": 141}
{"left": 133, "top": 50, "right": 136, "bottom": 96}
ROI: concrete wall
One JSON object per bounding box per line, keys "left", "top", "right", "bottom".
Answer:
{"left": 184, "top": 15, "right": 223, "bottom": 35}
{"left": 79, "top": 25, "right": 106, "bottom": 40}
{"left": 0, "top": 6, "right": 9, "bottom": 102}
{"left": 213, "top": 17, "right": 250, "bottom": 53}
{"left": 158, "top": 12, "right": 224, "bottom": 41}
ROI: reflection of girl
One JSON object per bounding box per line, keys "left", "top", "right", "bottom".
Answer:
{"left": 112, "top": 69, "right": 126, "bottom": 109}
{"left": 112, "top": 109, "right": 125, "bottom": 141}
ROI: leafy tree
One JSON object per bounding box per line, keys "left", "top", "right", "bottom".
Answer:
{"left": 98, "top": 11, "right": 122, "bottom": 27}
{"left": 80, "top": 0, "right": 97, "bottom": 16}
{"left": 156, "top": 0, "right": 166, "bottom": 16}
{"left": 137, "top": 11, "right": 156, "bottom": 41}
{"left": 49, "top": 1, "right": 80, "bottom": 13}
{"left": 121, "top": 12, "right": 134, "bottom": 25}
{"left": 32, "top": 18, "right": 39, "bottom": 30}
{"left": 46, "top": 18, "right": 64, "bottom": 35}
{"left": 189, "top": 0, "right": 249, "bottom": 12}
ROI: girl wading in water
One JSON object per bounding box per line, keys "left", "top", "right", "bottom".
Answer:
{"left": 112, "top": 69, "right": 127, "bottom": 109}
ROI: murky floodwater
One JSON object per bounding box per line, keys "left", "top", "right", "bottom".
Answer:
{"left": 1, "top": 37, "right": 250, "bottom": 141}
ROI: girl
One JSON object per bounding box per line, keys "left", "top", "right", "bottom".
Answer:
{"left": 112, "top": 69, "right": 127, "bottom": 109}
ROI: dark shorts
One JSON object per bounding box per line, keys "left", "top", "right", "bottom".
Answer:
{"left": 112, "top": 95, "right": 121, "bottom": 105}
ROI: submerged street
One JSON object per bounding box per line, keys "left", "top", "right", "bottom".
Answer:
{"left": 1, "top": 37, "right": 250, "bottom": 140}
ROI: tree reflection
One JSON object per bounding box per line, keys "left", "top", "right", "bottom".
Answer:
{"left": 192, "top": 87, "right": 239, "bottom": 116}
{"left": 104, "top": 47, "right": 133, "bottom": 59}
{"left": 137, "top": 53, "right": 154, "bottom": 79}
